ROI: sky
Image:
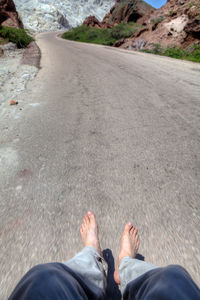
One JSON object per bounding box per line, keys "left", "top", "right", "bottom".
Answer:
{"left": 144, "top": 0, "right": 167, "bottom": 9}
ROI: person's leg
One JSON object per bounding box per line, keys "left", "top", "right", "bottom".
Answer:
{"left": 9, "top": 262, "right": 105, "bottom": 300}
{"left": 119, "top": 257, "right": 159, "bottom": 293}
{"left": 64, "top": 212, "right": 107, "bottom": 292}
{"left": 9, "top": 211, "right": 107, "bottom": 300}
{"left": 114, "top": 223, "right": 200, "bottom": 300}
{"left": 123, "top": 265, "right": 200, "bottom": 300}
{"left": 114, "top": 223, "right": 159, "bottom": 293}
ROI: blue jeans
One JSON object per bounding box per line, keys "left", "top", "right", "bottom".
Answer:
{"left": 9, "top": 247, "right": 200, "bottom": 300}
{"left": 64, "top": 246, "right": 158, "bottom": 295}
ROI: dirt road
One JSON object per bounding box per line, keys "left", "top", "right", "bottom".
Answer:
{"left": 0, "top": 32, "right": 200, "bottom": 298}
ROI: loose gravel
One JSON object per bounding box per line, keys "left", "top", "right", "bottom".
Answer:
{"left": 0, "top": 42, "right": 39, "bottom": 118}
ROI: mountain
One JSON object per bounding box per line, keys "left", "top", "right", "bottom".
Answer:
{"left": 14, "top": 0, "right": 114, "bottom": 32}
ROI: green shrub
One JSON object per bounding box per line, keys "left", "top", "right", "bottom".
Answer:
{"left": 141, "top": 43, "right": 200, "bottom": 63}
{"left": 163, "top": 46, "right": 185, "bottom": 59}
{"left": 187, "top": 2, "right": 195, "bottom": 8}
{"left": 151, "top": 43, "right": 163, "bottom": 54}
{"left": 0, "top": 26, "right": 34, "bottom": 48}
{"left": 141, "top": 43, "right": 163, "bottom": 55}
{"left": 0, "top": 36, "right": 9, "bottom": 45}
{"left": 184, "top": 44, "right": 200, "bottom": 62}
{"left": 140, "top": 49, "right": 153, "bottom": 53}
{"left": 110, "top": 22, "right": 141, "bottom": 39}
{"left": 62, "top": 23, "right": 141, "bottom": 46}
{"left": 62, "top": 25, "right": 115, "bottom": 46}
{"left": 168, "top": 10, "right": 174, "bottom": 15}
{"left": 150, "top": 16, "right": 165, "bottom": 24}
{"left": 187, "top": 2, "right": 200, "bottom": 8}
{"left": 163, "top": 45, "right": 200, "bottom": 62}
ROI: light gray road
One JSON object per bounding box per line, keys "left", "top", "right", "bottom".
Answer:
{"left": 1, "top": 32, "right": 200, "bottom": 298}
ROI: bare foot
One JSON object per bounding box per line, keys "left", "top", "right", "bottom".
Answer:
{"left": 114, "top": 222, "right": 139, "bottom": 285}
{"left": 80, "top": 211, "right": 102, "bottom": 256}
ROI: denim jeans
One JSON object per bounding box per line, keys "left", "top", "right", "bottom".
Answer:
{"left": 64, "top": 246, "right": 158, "bottom": 295}
{"left": 9, "top": 247, "right": 199, "bottom": 300}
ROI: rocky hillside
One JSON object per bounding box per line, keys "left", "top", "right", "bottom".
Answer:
{"left": 83, "top": 0, "right": 200, "bottom": 51}
{"left": 103, "top": 0, "right": 154, "bottom": 24}
{"left": 117, "top": 0, "right": 200, "bottom": 50}
{"left": 0, "top": 0, "right": 23, "bottom": 29}
{"left": 14, "top": 0, "right": 114, "bottom": 32}
{"left": 84, "top": 0, "right": 154, "bottom": 28}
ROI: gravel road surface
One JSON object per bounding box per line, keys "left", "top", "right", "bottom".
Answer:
{"left": 0, "top": 32, "right": 200, "bottom": 298}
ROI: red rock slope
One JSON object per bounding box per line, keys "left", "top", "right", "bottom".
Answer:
{"left": 83, "top": 0, "right": 155, "bottom": 28}
{"left": 0, "top": 0, "right": 23, "bottom": 28}
{"left": 119, "top": 0, "right": 200, "bottom": 49}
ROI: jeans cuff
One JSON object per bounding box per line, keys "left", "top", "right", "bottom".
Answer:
{"left": 119, "top": 256, "right": 133, "bottom": 267}
{"left": 82, "top": 246, "right": 101, "bottom": 256}
{"left": 82, "top": 246, "right": 108, "bottom": 276}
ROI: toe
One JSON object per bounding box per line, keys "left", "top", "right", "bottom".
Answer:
{"left": 85, "top": 214, "right": 90, "bottom": 224}
{"left": 88, "top": 211, "right": 96, "bottom": 225}
{"left": 83, "top": 213, "right": 88, "bottom": 224}
{"left": 88, "top": 211, "right": 94, "bottom": 218}
{"left": 80, "top": 227, "right": 84, "bottom": 236}
{"left": 82, "top": 218, "right": 86, "bottom": 226}
{"left": 124, "top": 222, "right": 133, "bottom": 232}
{"left": 90, "top": 212, "right": 95, "bottom": 220}
{"left": 130, "top": 226, "right": 135, "bottom": 235}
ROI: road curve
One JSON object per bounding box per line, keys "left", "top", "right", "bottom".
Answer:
{"left": 1, "top": 32, "right": 200, "bottom": 298}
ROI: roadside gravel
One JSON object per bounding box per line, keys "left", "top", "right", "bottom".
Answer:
{"left": 0, "top": 42, "right": 40, "bottom": 118}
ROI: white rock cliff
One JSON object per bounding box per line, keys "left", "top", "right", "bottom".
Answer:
{"left": 14, "top": 0, "right": 114, "bottom": 32}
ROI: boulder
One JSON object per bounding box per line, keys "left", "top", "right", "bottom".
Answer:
{"left": 0, "top": 0, "right": 23, "bottom": 28}
{"left": 9, "top": 99, "right": 18, "bottom": 105}
{"left": 130, "top": 38, "right": 146, "bottom": 50}
{"left": 83, "top": 15, "right": 102, "bottom": 28}
{"left": 83, "top": 15, "right": 113, "bottom": 29}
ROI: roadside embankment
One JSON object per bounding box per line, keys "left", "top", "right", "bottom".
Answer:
{"left": 0, "top": 41, "right": 40, "bottom": 117}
